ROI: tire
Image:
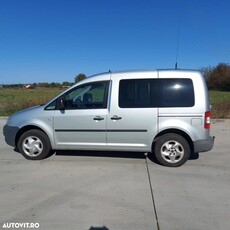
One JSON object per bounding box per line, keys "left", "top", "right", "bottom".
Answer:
{"left": 154, "top": 133, "right": 190, "bottom": 167}
{"left": 18, "top": 129, "right": 52, "bottom": 160}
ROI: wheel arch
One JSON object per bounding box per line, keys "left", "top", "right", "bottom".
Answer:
{"left": 153, "top": 129, "right": 194, "bottom": 152}
{"left": 15, "top": 125, "right": 50, "bottom": 147}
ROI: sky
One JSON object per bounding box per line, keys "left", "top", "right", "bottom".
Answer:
{"left": 1, "top": 0, "right": 230, "bottom": 84}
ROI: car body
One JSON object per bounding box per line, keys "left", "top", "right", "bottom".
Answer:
{"left": 3, "top": 69, "right": 214, "bottom": 166}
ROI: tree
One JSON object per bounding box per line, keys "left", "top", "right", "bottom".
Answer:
{"left": 202, "top": 63, "right": 230, "bottom": 91}
{"left": 75, "top": 73, "right": 86, "bottom": 83}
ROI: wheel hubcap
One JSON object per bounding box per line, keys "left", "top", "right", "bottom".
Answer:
{"left": 22, "top": 136, "right": 43, "bottom": 157}
{"left": 161, "top": 140, "right": 184, "bottom": 163}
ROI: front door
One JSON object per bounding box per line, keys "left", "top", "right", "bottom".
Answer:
{"left": 53, "top": 80, "right": 110, "bottom": 149}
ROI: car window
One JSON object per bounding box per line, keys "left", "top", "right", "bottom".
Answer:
{"left": 119, "top": 78, "right": 194, "bottom": 108}
{"left": 45, "top": 81, "right": 109, "bottom": 110}
{"left": 159, "top": 79, "right": 194, "bottom": 107}
{"left": 63, "top": 81, "right": 109, "bottom": 109}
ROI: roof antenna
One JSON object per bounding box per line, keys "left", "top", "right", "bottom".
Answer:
{"left": 175, "top": 16, "right": 180, "bottom": 69}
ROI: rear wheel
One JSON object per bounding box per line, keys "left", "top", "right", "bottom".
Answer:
{"left": 18, "top": 129, "right": 52, "bottom": 160}
{"left": 154, "top": 133, "right": 190, "bottom": 167}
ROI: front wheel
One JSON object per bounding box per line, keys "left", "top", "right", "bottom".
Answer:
{"left": 18, "top": 129, "right": 52, "bottom": 160}
{"left": 154, "top": 133, "right": 190, "bottom": 167}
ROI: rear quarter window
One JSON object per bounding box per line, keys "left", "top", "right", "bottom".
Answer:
{"left": 159, "top": 79, "right": 194, "bottom": 107}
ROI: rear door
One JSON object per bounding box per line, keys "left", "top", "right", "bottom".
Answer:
{"left": 106, "top": 72, "right": 159, "bottom": 152}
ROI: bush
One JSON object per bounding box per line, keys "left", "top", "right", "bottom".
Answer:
{"left": 203, "top": 63, "right": 230, "bottom": 91}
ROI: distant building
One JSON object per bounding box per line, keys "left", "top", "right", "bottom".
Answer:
{"left": 24, "top": 84, "right": 32, "bottom": 89}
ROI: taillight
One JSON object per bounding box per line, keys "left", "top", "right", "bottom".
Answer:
{"left": 205, "top": 111, "right": 211, "bottom": 129}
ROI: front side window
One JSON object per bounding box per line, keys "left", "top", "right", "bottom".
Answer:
{"left": 46, "top": 81, "right": 109, "bottom": 110}
{"left": 119, "top": 78, "right": 194, "bottom": 108}
{"left": 63, "top": 81, "right": 109, "bottom": 109}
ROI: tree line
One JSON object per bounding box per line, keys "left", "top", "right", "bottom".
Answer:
{"left": 202, "top": 63, "right": 230, "bottom": 91}
{"left": 1, "top": 74, "right": 86, "bottom": 89}
{"left": 1, "top": 66, "right": 230, "bottom": 91}
{"left": 1, "top": 81, "right": 74, "bottom": 89}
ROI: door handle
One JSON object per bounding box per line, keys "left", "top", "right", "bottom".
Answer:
{"left": 93, "top": 116, "right": 104, "bottom": 121}
{"left": 111, "top": 115, "right": 122, "bottom": 120}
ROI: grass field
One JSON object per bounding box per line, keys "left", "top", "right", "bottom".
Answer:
{"left": 0, "top": 88, "right": 63, "bottom": 116}
{"left": 209, "top": 91, "right": 230, "bottom": 118}
{"left": 0, "top": 88, "right": 229, "bottom": 118}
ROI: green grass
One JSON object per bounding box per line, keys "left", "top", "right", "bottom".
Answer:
{"left": 0, "top": 88, "right": 230, "bottom": 118}
{"left": 209, "top": 91, "right": 230, "bottom": 119}
{"left": 209, "top": 91, "right": 230, "bottom": 103}
{"left": 0, "top": 88, "right": 63, "bottom": 116}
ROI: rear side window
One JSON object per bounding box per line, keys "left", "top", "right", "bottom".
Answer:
{"left": 119, "top": 78, "right": 194, "bottom": 108}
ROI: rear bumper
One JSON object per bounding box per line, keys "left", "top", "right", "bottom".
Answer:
{"left": 3, "top": 125, "right": 19, "bottom": 147}
{"left": 193, "top": 136, "right": 215, "bottom": 153}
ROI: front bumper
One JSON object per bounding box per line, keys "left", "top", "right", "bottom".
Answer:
{"left": 3, "top": 125, "right": 19, "bottom": 147}
{"left": 193, "top": 136, "right": 215, "bottom": 153}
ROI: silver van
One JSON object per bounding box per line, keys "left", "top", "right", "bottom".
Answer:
{"left": 3, "top": 70, "right": 214, "bottom": 167}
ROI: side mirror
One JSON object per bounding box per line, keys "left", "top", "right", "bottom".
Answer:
{"left": 57, "top": 97, "right": 65, "bottom": 110}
